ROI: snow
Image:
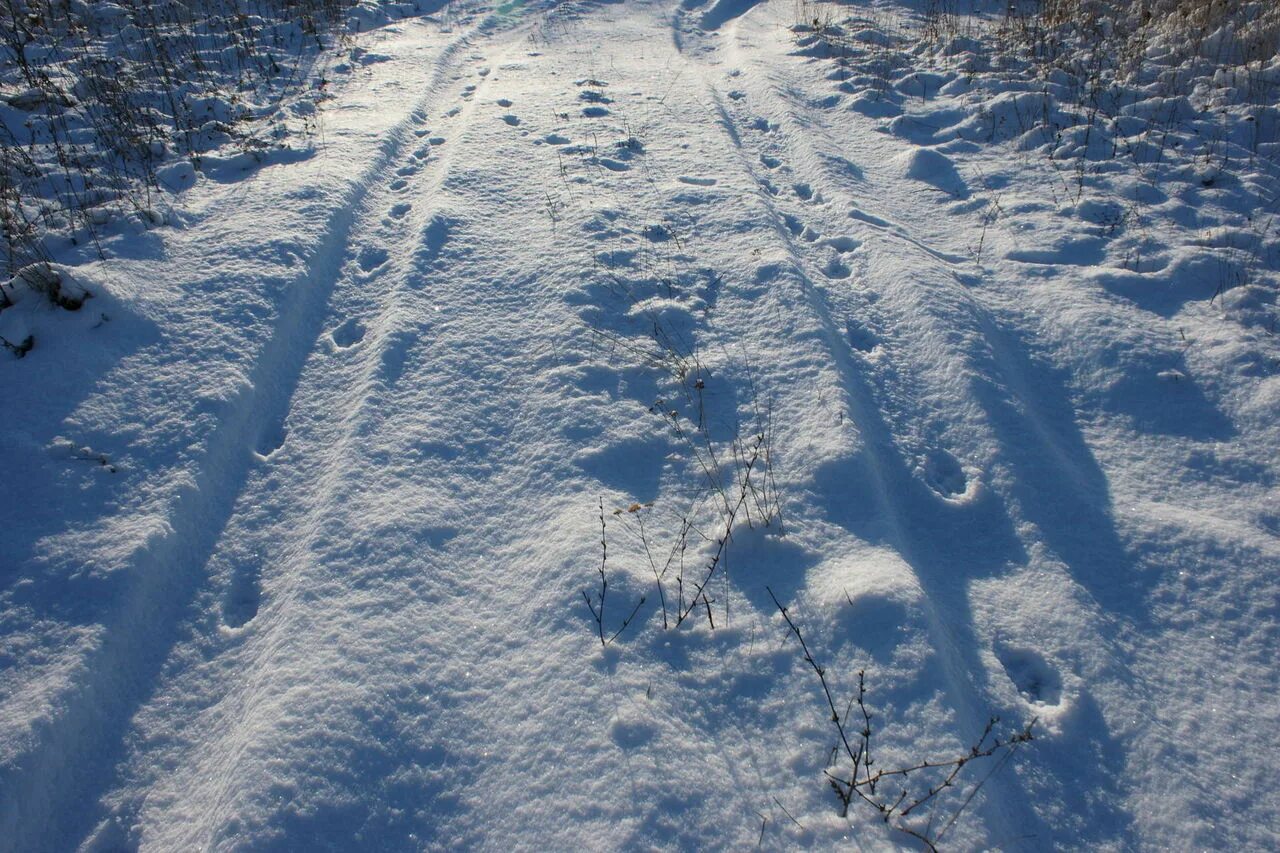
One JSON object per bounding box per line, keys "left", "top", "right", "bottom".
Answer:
{"left": 2, "top": 0, "right": 1279, "bottom": 850}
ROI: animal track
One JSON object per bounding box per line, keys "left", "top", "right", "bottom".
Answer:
{"left": 222, "top": 563, "right": 262, "bottom": 628}
{"left": 996, "top": 645, "right": 1063, "bottom": 706}
{"left": 331, "top": 318, "right": 366, "bottom": 348}
{"left": 837, "top": 593, "right": 911, "bottom": 662}
{"left": 920, "top": 448, "right": 969, "bottom": 499}
{"left": 389, "top": 203, "right": 412, "bottom": 220}
{"left": 256, "top": 416, "right": 287, "bottom": 458}
{"left": 357, "top": 246, "right": 389, "bottom": 272}
{"left": 824, "top": 257, "right": 851, "bottom": 279}
{"left": 846, "top": 320, "right": 879, "bottom": 352}
{"left": 501, "top": 114, "right": 520, "bottom": 126}
{"left": 825, "top": 235, "right": 861, "bottom": 252}
{"left": 378, "top": 328, "right": 417, "bottom": 389}
{"left": 609, "top": 712, "right": 656, "bottom": 749}
{"left": 420, "top": 215, "right": 450, "bottom": 259}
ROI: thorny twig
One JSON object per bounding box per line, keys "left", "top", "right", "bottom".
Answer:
{"left": 767, "top": 587, "right": 1035, "bottom": 849}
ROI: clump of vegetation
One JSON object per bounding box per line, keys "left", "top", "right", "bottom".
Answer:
{"left": 580, "top": 347, "right": 783, "bottom": 645}
{"left": 1000, "top": 0, "right": 1280, "bottom": 81}
{"left": 769, "top": 588, "right": 1036, "bottom": 851}
{"left": 792, "top": 0, "right": 1279, "bottom": 325}
{"left": 0, "top": 0, "right": 371, "bottom": 275}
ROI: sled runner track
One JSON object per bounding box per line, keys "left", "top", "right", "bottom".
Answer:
{"left": 0, "top": 20, "right": 500, "bottom": 853}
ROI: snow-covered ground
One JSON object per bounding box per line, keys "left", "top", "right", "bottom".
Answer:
{"left": 3, "top": 0, "right": 1278, "bottom": 849}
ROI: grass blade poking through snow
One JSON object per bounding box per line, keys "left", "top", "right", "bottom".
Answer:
{"left": 582, "top": 497, "right": 646, "bottom": 648}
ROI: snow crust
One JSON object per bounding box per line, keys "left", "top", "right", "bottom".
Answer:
{"left": 2, "top": 0, "right": 1278, "bottom": 849}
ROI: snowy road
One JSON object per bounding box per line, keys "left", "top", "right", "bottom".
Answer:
{"left": 3, "top": 0, "right": 1279, "bottom": 850}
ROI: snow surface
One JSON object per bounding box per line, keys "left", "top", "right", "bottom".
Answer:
{"left": 2, "top": 0, "right": 1279, "bottom": 850}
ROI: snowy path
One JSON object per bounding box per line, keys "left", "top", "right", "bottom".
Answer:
{"left": 3, "top": 0, "right": 1279, "bottom": 850}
